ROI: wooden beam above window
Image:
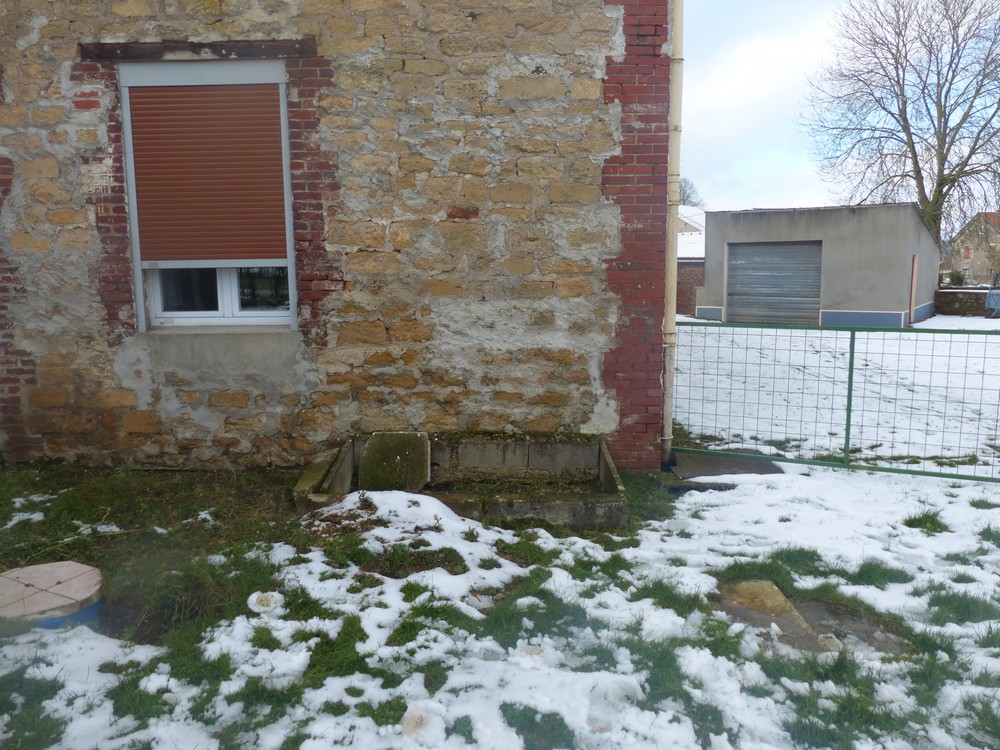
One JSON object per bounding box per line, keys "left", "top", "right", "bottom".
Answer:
{"left": 79, "top": 39, "right": 316, "bottom": 62}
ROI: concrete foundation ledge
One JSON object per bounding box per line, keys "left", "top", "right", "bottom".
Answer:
{"left": 294, "top": 432, "right": 628, "bottom": 530}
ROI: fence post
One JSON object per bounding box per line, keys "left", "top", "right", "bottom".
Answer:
{"left": 842, "top": 330, "right": 856, "bottom": 466}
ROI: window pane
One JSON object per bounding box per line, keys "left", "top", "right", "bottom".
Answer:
{"left": 161, "top": 268, "right": 219, "bottom": 312}
{"left": 239, "top": 267, "right": 289, "bottom": 311}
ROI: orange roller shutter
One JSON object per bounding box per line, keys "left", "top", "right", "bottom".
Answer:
{"left": 127, "top": 83, "right": 287, "bottom": 262}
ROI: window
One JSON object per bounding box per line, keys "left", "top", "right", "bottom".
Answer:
{"left": 120, "top": 61, "right": 296, "bottom": 329}
{"left": 963, "top": 245, "right": 972, "bottom": 259}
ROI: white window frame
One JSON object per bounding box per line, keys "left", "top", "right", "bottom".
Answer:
{"left": 119, "top": 60, "right": 298, "bottom": 331}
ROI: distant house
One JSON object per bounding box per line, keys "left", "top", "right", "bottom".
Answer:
{"left": 941, "top": 212, "right": 1000, "bottom": 286}
{"left": 695, "top": 204, "right": 940, "bottom": 327}
{"left": 676, "top": 205, "right": 705, "bottom": 316}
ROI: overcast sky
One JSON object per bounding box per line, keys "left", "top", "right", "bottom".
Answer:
{"left": 680, "top": 0, "right": 846, "bottom": 212}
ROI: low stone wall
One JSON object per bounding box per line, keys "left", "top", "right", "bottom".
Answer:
{"left": 935, "top": 289, "right": 987, "bottom": 316}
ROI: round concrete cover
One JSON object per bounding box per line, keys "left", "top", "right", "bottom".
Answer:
{"left": 0, "top": 561, "right": 103, "bottom": 621}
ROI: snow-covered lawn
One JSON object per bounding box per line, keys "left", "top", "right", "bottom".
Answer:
{"left": 4, "top": 472, "right": 1000, "bottom": 749}
{"left": 676, "top": 315, "right": 1000, "bottom": 479}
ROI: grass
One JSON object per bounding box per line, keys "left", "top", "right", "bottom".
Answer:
{"left": 979, "top": 524, "right": 1000, "bottom": 546}
{"left": 757, "top": 651, "right": 911, "bottom": 748}
{"left": 4, "top": 462, "right": 998, "bottom": 748}
{"left": 620, "top": 470, "right": 681, "bottom": 522}
{"left": 0, "top": 462, "right": 300, "bottom": 643}
{"left": 902, "top": 510, "right": 950, "bottom": 535}
{"left": 361, "top": 544, "right": 469, "bottom": 578}
{"left": 0, "top": 667, "right": 67, "bottom": 750}
{"left": 977, "top": 625, "right": 1000, "bottom": 649}
{"left": 500, "top": 703, "right": 577, "bottom": 750}
{"left": 615, "top": 631, "right": 733, "bottom": 746}
{"left": 844, "top": 560, "right": 914, "bottom": 588}
{"left": 495, "top": 532, "right": 560, "bottom": 567}
{"left": 970, "top": 498, "right": 1000, "bottom": 510}
{"left": 928, "top": 590, "right": 1000, "bottom": 625}
{"left": 628, "top": 579, "right": 705, "bottom": 618}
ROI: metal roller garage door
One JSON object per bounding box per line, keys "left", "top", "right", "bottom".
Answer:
{"left": 726, "top": 242, "right": 822, "bottom": 324}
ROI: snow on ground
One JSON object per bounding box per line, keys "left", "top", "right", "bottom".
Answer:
{"left": 4, "top": 472, "right": 1000, "bottom": 749}
{"left": 676, "top": 314, "right": 1000, "bottom": 478}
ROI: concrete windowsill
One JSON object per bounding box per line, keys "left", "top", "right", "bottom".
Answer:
{"left": 144, "top": 325, "right": 297, "bottom": 335}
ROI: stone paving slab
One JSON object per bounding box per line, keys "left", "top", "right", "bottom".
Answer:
{"left": 716, "top": 580, "right": 828, "bottom": 653}
{"left": 0, "top": 561, "right": 102, "bottom": 620}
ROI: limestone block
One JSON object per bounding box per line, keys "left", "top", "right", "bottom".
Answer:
{"left": 549, "top": 183, "right": 600, "bottom": 203}
{"left": 476, "top": 12, "right": 516, "bottom": 37}
{"left": 392, "top": 75, "right": 439, "bottom": 96}
{"left": 345, "top": 251, "right": 405, "bottom": 275}
{"left": 423, "top": 176, "right": 463, "bottom": 201}
{"left": 499, "top": 76, "right": 564, "bottom": 100}
{"left": 492, "top": 391, "right": 524, "bottom": 403}
{"left": 540, "top": 258, "right": 593, "bottom": 275}
{"left": 556, "top": 277, "right": 591, "bottom": 298}
{"left": 439, "top": 34, "right": 478, "bottom": 56}
{"left": 0, "top": 107, "right": 28, "bottom": 127}
{"left": 503, "top": 256, "right": 534, "bottom": 276}
{"left": 27, "top": 387, "right": 69, "bottom": 408}
{"left": 404, "top": 59, "right": 449, "bottom": 76}
{"left": 385, "top": 36, "right": 427, "bottom": 55}
{"left": 349, "top": 0, "right": 388, "bottom": 10}
{"left": 31, "top": 107, "right": 67, "bottom": 126}
{"left": 208, "top": 390, "right": 251, "bottom": 408}
{"left": 11, "top": 233, "right": 48, "bottom": 253}
{"left": 328, "top": 220, "right": 385, "bottom": 248}
{"left": 517, "top": 281, "right": 554, "bottom": 299}
{"left": 422, "top": 278, "right": 462, "bottom": 297}
{"left": 111, "top": 0, "right": 158, "bottom": 16}
{"left": 322, "top": 37, "right": 381, "bottom": 55}
{"left": 516, "top": 156, "right": 564, "bottom": 179}
{"left": 19, "top": 157, "right": 59, "bottom": 179}
{"left": 76, "top": 388, "right": 138, "bottom": 409}
{"left": 419, "top": 410, "right": 461, "bottom": 432}
{"left": 122, "top": 411, "right": 161, "bottom": 434}
{"left": 46, "top": 208, "right": 88, "bottom": 225}
{"left": 526, "top": 414, "right": 562, "bottom": 433}
{"left": 365, "top": 16, "right": 395, "bottom": 36}
{"left": 312, "top": 391, "right": 351, "bottom": 406}
{"left": 339, "top": 321, "right": 388, "bottom": 345}
{"left": 570, "top": 77, "right": 603, "bottom": 101}
{"left": 531, "top": 391, "right": 570, "bottom": 407}
{"left": 389, "top": 320, "right": 433, "bottom": 342}
{"left": 449, "top": 154, "right": 491, "bottom": 176}
{"left": 398, "top": 155, "right": 436, "bottom": 174}
{"left": 443, "top": 79, "right": 487, "bottom": 100}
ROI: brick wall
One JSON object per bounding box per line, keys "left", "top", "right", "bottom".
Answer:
{"left": 0, "top": 156, "right": 38, "bottom": 460}
{"left": 677, "top": 260, "right": 704, "bottom": 315}
{"left": 602, "top": 0, "right": 670, "bottom": 469}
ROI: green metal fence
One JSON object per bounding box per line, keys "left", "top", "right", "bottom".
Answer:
{"left": 674, "top": 321, "right": 1000, "bottom": 482}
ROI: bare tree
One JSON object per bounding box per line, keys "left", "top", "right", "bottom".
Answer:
{"left": 679, "top": 177, "right": 705, "bottom": 208}
{"left": 805, "top": 0, "right": 1000, "bottom": 242}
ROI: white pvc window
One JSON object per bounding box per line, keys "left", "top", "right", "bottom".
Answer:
{"left": 120, "top": 60, "right": 297, "bottom": 330}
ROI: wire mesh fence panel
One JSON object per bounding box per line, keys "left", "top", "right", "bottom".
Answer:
{"left": 675, "top": 322, "right": 1000, "bottom": 481}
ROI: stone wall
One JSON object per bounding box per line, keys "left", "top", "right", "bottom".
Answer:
{"left": 1, "top": 0, "right": 670, "bottom": 469}
{"left": 935, "top": 289, "right": 986, "bottom": 317}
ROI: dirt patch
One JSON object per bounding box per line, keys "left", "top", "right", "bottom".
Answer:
{"left": 792, "top": 598, "right": 906, "bottom": 656}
